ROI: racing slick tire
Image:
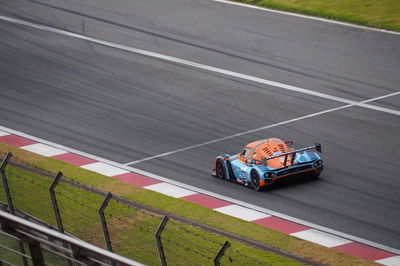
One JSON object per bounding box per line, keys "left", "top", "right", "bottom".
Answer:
{"left": 251, "top": 170, "right": 260, "bottom": 191}
{"left": 216, "top": 159, "right": 226, "bottom": 179}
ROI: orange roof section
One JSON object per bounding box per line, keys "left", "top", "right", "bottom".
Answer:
{"left": 240, "top": 138, "right": 294, "bottom": 169}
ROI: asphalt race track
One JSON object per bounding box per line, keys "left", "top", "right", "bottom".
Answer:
{"left": 1, "top": 0, "right": 400, "bottom": 251}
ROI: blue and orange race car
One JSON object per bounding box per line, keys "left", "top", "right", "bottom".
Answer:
{"left": 212, "top": 138, "right": 323, "bottom": 191}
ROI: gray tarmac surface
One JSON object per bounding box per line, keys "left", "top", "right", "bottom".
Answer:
{"left": 1, "top": 0, "right": 400, "bottom": 250}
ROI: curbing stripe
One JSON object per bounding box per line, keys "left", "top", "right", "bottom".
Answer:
{"left": 181, "top": 193, "right": 232, "bottom": 209}
{"left": 0, "top": 134, "right": 37, "bottom": 147}
{"left": 52, "top": 152, "right": 98, "bottom": 166}
{"left": 214, "top": 204, "right": 271, "bottom": 221}
{"left": 21, "top": 143, "right": 67, "bottom": 157}
{"left": 291, "top": 229, "right": 352, "bottom": 248}
{"left": 252, "top": 216, "right": 309, "bottom": 234}
{"left": 333, "top": 242, "right": 395, "bottom": 261}
{"left": 376, "top": 256, "right": 400, "bottom": 266}
{"left": 80, "top": 162, "right": 129, "bottom": 177}
{"left": 144, "top": 182, "right": 198, "bottom": 198}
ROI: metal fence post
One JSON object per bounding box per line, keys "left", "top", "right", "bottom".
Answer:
{"left": 155, "top": 215, "right": 169, "bottom": 266}
{"left": 99, "top": 192, "right": 113, "bottom": 253}
{"left": 28, "top": 240, "right": 45, "bottom": 265}
{"left": 49, "top": 172, "right": 66, "bottom": 233}
{"left": 214, "top": 241, "right": 230, "bottom": 266}
{"left": 0, "top": 152, "right": 28, "bottom": 266}
{"left": 49, "top": 171, "right": 72, "bottom": 266}
{"left": 1, "top": 153, "right": 16, "bottom": 215}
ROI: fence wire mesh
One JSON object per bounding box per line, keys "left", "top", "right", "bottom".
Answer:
{"left": 161, "top": 219, "right": 225, "bottom": 265}
{"left": 3, "top": 162, "right": 56, "bottom": 227}
{"left": 0, "top": 153, "right": 271, "bottom": 266}
{"left": 105, "top": 198, "right": 163, "bottom": 265}
{"left": 220, "top": 246, "right": 270, "bottom": 265}
{"left": 55, "top": 182, "right": 105, "bottom": 248}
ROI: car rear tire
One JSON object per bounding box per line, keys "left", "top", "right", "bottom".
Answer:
{"left": 251, "top": 170, "right": 260, "bottom": 191}
{"left": 216, "top": 159, "right": 226, "bottom": 179}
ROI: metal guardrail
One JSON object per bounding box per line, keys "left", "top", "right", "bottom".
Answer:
{"left": 0, "top": 209, "right": 144, "bottom": 266}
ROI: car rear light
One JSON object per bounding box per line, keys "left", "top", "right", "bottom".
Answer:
{"left": 313, "top": 160, "right": 322, "bottom": 168}
{"left": 264, "top": 172, "right": 276, "bottom": 178}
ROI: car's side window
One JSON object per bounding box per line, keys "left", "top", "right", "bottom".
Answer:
{"left": 241, "top": 148, "right": 251, "bottom": 158}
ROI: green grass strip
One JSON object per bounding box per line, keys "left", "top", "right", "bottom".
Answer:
{"left": 232, "top": 0, "right": 400, "bottom": 32}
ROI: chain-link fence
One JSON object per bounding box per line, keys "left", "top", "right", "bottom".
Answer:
{"left": 0, "top": 152, "right": 269, "bottom": 265}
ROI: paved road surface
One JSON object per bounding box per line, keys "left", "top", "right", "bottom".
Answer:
{"left": 1, "top": 0, "right": 399, "bottom": 249}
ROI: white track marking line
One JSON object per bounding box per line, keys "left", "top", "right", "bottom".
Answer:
{"left": 1, "top": 125, "right": 400, "bottom": 255}
{"left": 212, "top": 0, "right": 400, "bottom": 36}
{"left": 359, "top": 102, "right": 400, "bottom": 116}
{"left": 1, "top": 15, "right": 399, "bottom": 116}
{"left": 125, "top": 91, "right": 400, "bottom": 165}
{"left": 360, "top": 91, "right": 400, "bottom": 103}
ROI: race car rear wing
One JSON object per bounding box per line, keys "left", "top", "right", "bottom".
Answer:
{"left": 260, "top": 143, "right": 322, "bottom": 167}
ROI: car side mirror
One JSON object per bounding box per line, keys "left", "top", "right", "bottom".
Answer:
{"left": 315, "top": 143, "right": 322, "bottom": 153}
{"left": 246, "top": 159, "right": 253, "bottom": 165}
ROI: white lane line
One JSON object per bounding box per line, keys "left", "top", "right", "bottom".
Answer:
{"left": 291, "top": 229, "right": 352, "bottom": 248}
{"left": 125, "top": 91, "right": 400, "bottom": 165}
{"left": 1, "top": 15, "right": 399, "bottom": 116}
{"left": 360, "top": 103, "right": 400, "bottom": 116}
{"left": 212, "top": 0, "right": 400, "bottom": 36}
{"left": 361, "top": 91, "right": 400, "bottom": 103}
{"left": 81, "top": 162, "right": 129, "bottom": 177}
{"left": 21, "top": 143, "right": 67, "bottom": 157}
{"left": 1, "top": 125, "right": 400, "bottom": 255}
{"left": 214, "top": 205, "right": 271, "bottom": 221}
